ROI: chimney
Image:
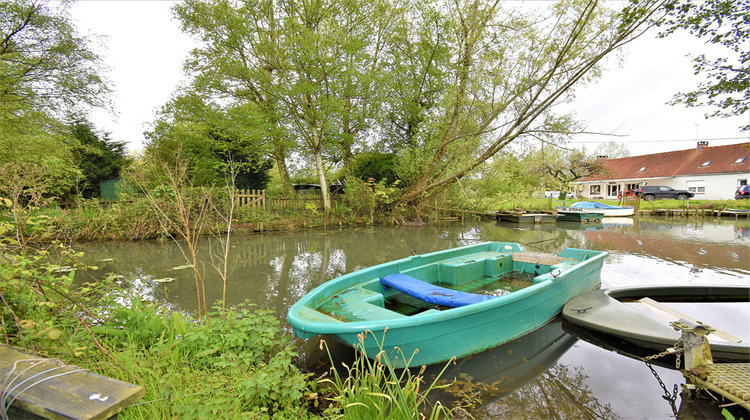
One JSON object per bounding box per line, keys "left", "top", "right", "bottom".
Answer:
{"left": 697, "top": 141, "right": 708, "bottom": 150}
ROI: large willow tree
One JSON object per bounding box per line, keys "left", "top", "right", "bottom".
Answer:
{"left": 391, "top": 0, "right": 667, "bottom": 203}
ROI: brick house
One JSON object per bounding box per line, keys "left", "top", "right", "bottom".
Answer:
{"left": 572, "top": 142, "right": 750, "bottom": 200}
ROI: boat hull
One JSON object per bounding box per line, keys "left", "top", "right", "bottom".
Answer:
{"left": 288, "top": 242, "right": 607, "bottom": 367}
{"left": 562, "top": 286, "right": 750, "bottom": 363}
{"left": 555, "top": 207, "right": 604, "bottom": 222}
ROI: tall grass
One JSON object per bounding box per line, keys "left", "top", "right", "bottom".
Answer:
{"left": 319, "top": 330, "right": 453, "bottom": 419}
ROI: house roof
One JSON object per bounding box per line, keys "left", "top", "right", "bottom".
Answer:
{"left": 578, "top": 142, "right": 750, "bottom": 183}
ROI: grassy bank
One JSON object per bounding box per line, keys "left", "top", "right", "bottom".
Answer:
{"left": 0, "top": 210, "right": 452, "bottom": 419}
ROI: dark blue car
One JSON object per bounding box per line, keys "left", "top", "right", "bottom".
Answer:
{"left": 736, "top": 185, "right": 750, "bottom": 199}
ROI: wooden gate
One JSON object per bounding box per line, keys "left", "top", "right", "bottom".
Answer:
{"left": 236, "top": 189, "right": 266, "bottom": 210}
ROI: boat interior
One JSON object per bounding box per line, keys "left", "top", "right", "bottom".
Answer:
{"left": 317, "top": 249, "right": 595, "bottom": 321}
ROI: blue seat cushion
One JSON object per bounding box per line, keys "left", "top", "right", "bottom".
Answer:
{"left": 381, "top": 273, "right": 494, "bottom": 308}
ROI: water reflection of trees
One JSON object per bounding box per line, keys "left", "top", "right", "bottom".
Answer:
{"left": 446, "top": 364, "right": 618, "bottom": 419}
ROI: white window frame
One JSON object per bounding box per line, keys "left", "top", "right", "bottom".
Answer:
{"left": 686, "top": 179, "right": 706, "bottom": 195}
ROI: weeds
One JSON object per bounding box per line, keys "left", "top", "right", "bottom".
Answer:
{"left": 319, "top": 330, "right": 453, "bottom": 419}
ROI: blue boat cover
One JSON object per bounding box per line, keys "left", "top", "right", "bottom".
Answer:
{"left": 381, "top": 273, "right": 494, "bottom": 308}
{"left": 570, "top": 201, "right": 628, "bottom": 210}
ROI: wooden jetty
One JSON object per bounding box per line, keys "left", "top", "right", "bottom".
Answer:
{"left": 1, "top": 344, "right": 145, "bottom": 419}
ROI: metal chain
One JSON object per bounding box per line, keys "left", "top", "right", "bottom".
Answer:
{"left": 642, "top": 339, "right": 684, "bottom": 369}
{"left": 645, "top": 361, "right": 679, "bottom": 417}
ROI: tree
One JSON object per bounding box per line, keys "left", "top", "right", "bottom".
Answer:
{"left": 0, "top": 0, "right": 109, "bottom": 123}
{"left": 593, "top": 141, "right": 630, "bottom": 159}
{"left": 145, "top": 93, "right": 274, "bottom": 190}
{"left": 69, "top": 118, "right": 130, "bottom": 198}
{"left": 537, "top": 146, "right": 606, "bottom": 199}
{"left": 395, "top": 0, "right": 668, "bottom": 204}
{"left": 0, "top": 0, "right": 110, "bottom": 198}
{"left": 174, "top": 0, "right": 295, "bottom": 193}
{"left": 174, "top": 0, "right": 404, "bottom": 211}
{"left": 658, "top": 0, "right": 749, "bottom": 131}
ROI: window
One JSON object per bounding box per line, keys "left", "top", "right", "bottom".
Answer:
{"left": 687, "top": 180, "right": 705, "bottom": 194}
{"left": 700, "top": 161, "right": 711, "bottom": 167}
{"left": 638, "top": 166, "right": 647, "bottom": 172}
{"left": 733, "top": 157, "right": 746, "bottom": 164}
{"left": 739, "top": 179, "right": 748, "bottom": 186}
{"left": 590, "top": 185, "right": 601, "bottom": 195}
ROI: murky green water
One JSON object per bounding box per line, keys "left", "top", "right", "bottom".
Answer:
{"left": 78, "top": 216, "right": 750, "bottom": 419}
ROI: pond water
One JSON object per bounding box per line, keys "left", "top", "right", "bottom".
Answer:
{"left": 77, "top": 216, "right": 750, "bottom": 419}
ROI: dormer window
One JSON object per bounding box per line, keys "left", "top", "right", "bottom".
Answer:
{"left": 638, "top": 166, "right": 647, "bottom": 172}
{"left": 733, "top": 157, "right": 746, "bottom": 164}
{"left": 700, "top": 161, "right": 711, "bottom": 167}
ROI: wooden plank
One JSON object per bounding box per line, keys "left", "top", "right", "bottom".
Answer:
{"left": 0, "top": 344, "right": 145, "bottom": 420}
{"left": 637, "top": 298, "right": 743, "bottom": 343}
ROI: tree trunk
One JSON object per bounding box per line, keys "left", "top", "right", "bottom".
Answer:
{"left": 314, "top": 148, "right": 330, "bottom": 211}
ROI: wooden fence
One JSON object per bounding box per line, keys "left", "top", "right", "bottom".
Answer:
{"left": 236, "top": 189, "right": 267, "bottom": 211}
{"left": 235, "top": 189, "right": 337, "bottom": 211}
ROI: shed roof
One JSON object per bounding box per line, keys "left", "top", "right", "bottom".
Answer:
{"left": 578, "top": 142, "right": 750, "bottom": 182}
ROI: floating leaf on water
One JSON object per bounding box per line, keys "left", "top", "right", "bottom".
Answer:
{"left": 98, "top": 258, "right": 114, "bottom": 262}
{"left": 171, "top": 264, "right": 194, "bottom": 270}
{"left": 153, "top": 277, "right": 176, "bottom": 283}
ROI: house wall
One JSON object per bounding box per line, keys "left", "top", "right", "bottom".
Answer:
{"left": 676, "top": 173, "right": 749, "bottom": 200}
{"left": 574, "top": 172, "right": 750, "bottom": 200}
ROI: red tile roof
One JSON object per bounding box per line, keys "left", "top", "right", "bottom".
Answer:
{"left": 579, "top": 142, "right": 750, "bottom": 182}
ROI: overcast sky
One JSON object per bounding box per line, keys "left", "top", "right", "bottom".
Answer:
{"left": 71, "top": 1, "right": 749, "bottom": 157}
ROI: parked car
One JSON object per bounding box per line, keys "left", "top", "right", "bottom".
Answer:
{"left": 637, "top": 185, "right": 695, "bottom": 201}
{"left": 736, "top": 185, "right": 750, "bottom": 199}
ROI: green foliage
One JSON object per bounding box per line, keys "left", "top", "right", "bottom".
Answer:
{"left": 69, "top": 118, "right": 130, "bottom": 198}
{"left": 341, "top": 179, "right": 403, "bottom": 223}
{"left": 319, "top": 331, "right": 452, "bottom": 419}
{"left": 0, "top": 0, "right": 109, "bottom": 117}
{"left": 659, "top": 0, "right": 749, "bottom": 130}
{"left": 0, "top": 210, "right": 315, "bottom": 417}
{"left": 0, "top": 1, "right": 110, "bottom": 198}
{"left": 145, "top": 95, "right": 274, "bottom": 190}
{"left": 351, "top": 152, "right": 401, "bottom": 184}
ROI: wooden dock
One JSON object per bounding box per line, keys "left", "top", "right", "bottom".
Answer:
{"left": 1, "top": 344, "right": 145, "bottom": 419}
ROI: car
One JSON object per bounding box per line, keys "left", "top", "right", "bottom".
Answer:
{"left": 736, "top": 185, "right": 750, "bottom": 199}
{"left": 637, "top": 185, "right": 695, "bottom": 201}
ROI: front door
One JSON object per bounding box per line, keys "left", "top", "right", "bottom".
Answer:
{"left": 607, "top": 184, "right": 620, "bottom": 198}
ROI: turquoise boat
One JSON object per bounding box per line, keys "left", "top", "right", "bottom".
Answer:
{"left": 555, "top": 206, "right": 604, "bottom": 222}
{"left": 287, "top": 242, "right": 608, "bottom": 367}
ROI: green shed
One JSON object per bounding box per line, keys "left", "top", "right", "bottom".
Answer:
{"left": 100, "top": 178, "right": 122, "bottom": 201}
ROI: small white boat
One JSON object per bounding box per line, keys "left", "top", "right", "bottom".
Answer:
{"left": 569, "top": 201, "right": 635, "bottom": 217}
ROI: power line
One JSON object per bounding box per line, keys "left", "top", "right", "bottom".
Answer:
{"left": 568, "top": 136, "right": 749, "bottom": 144}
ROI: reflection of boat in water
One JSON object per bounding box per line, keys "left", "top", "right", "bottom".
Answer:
{"left": 562, "top": 285, "right": 750, "bottom": 363}
{"left": 425, "top": 316, "right": 577, "bottom": 398}
{"left": 601, "top": 216, "right": 633, "bottom": 227}
{"left": 499, "top": 213, "right": 558, "bottom": 223}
